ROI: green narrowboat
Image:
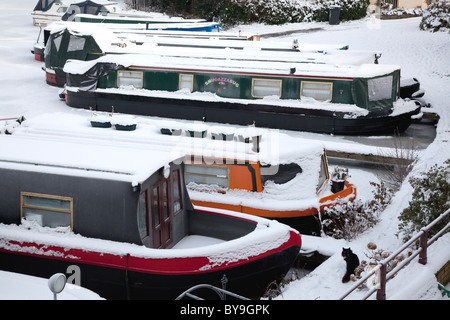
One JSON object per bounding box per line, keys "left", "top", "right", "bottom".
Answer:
{"left": 41, "top": 22, "right": 349, "bottom": 86}
{"left": 63, "top": 52, "right": 421, "bottom": 135}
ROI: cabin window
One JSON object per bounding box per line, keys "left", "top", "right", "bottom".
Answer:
{"left": 252, "top": 79, "right": 282, "bottom": 98}
{"left": 172, "top": 169, "right": 183, "bottom": 215}
{"left": 368, "top": 75, "right": 393, "bottom": 101}
{"left": 138, "top": 190, "right": 150, "bottom": 241}
{"left": 300, "top": 81, "right": 333, "bottom": 101}
{"left": 67, "top": 35, "right": 86, "bottom": 52}
{"left": 185, "top": 164, "right": 229, "bottom": 191}
{"left": 21, "top": 192, "right": 73, "bottom": 229}
{"left": 118, "top": 70, "right": 143, "bottom": 88}
{"left": 179, "top": 74, "right": 193, "bottom": 92}
{"left": 317, "top": 154, "right": 330, "bottom": 193}
{"left": 48, "top": 33, "right": 63, "bottom": 54}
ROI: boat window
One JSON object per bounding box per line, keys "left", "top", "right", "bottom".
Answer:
{"left": 252, "top": 79, "right": 282, "bottom": 98}
{"left": 317, "top": 154, "right": 330, "bottom": 193}
{"left": 118, "top": 70, "right": 143, "bottom": 88}
{"left": 185, "top": 164, "right": 229, "bottom": 191}
{"left": 152, "top": 186, "right": 160, "bottom": 227}
{"left": 300, "top": 81, "right": 333, "bottom": 101}
{"left": 57, "top": 6, "right": 68, "bottom": 13}
{"left": 49, "top": 33, "right": 63, "bottom": 54}
{"left": 138, "top": 190, "right": 149, "bottom": 239}
{"left": 179, "top": 74, "right": 193, "bottom": 92}
{"left": 261, "top": 163, "right": 302, "bottom": 185}
{"left": 67, "top": 35, "right": 86, "bottom": 52}
{"left": 368, "top": 75, "right": 393, "bottom": 101}
{"left": 172, "top": 169, "right": 183, "bottom": 214}
{"left": 21, "top": 192, "right": 73, "bottom": 229}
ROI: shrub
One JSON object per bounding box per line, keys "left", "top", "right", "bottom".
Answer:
{"left": 420, "top": 1, "right": 450, "bottom": 33}
{"left": 352, "top": 242, "right": 412, "bottom": 286}
{"left": 133, "top": 0, "right": 370, "bottom": 27}
{"left": 322, "top": 181, "right": 392, "bottom": 240}
{"left": 397, "top": 159, "right": 450, "bottom": 243}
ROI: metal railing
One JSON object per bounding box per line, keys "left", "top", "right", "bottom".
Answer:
{"left": 339, "top": 208, "right": 450, "bottom": 300}
{"left": 175, "top": 275, "right": 249, "bottom": 300}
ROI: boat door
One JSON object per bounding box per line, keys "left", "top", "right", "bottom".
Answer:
{"left": 150, "top": 178, "right": 173, "bottom": 249}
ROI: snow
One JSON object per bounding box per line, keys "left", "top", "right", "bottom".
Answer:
{"left": 0, "top": 0, "right": 449, "bottom": 300}
{"left": 0, "top": 270, "right": 103, "bottom": 300}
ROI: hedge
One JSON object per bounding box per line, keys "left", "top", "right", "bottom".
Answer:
{"left": 139, "top": 0, "right": 370, "bottom": 27}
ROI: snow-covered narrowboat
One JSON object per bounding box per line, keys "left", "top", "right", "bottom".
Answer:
{"left": 178, "top": 127, "right": 357, "bottom": 236}
{"left": 8, "top": 112, "right": 355, "bottom": 236}
{"left": 63, "top": 51, "right": 421, "bottom": 135}
{"left": 0, "top": 133, "right": 301, "bottom": 299}
{"left": 40, "top": 23, "right": 345, "bottom": 85}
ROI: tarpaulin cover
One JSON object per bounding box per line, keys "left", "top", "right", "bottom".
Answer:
{"left": 66, "top": 62, "right": 122, "bottom": 91}
{"left": 351, "top": 70, "right": 400, "bottom": 114}
{"left": 33, "top": 0, "right": 59, "bottom": 12}
{"left": 62, "top": 0, "right": 109, "bottom": 21}
{"left": 45, "top": 28, "right": 103, "bottom": 72}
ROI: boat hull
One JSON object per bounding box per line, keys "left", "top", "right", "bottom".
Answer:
{"left": 0, "top": 241, "right": 299, "bottom": 300}
{"left": 65, "top": 89, "right": 421, "bottom": 135}
{"left": 0, "top": 234, "right": 299, "bottom": 300}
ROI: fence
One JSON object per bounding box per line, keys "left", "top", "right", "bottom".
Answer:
{"left": 339, "top": 208, "right": 450, "bottom": 300}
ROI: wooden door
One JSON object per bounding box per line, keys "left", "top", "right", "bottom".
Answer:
{"left": 151, "top": 178, "right": 172, "bottom": 248}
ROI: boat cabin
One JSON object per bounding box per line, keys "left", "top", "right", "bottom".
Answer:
{"left": 0, "top": 130, "right": 301, "bottom": 299}
{"left": 0, "top": 134, "right": 189, "bottom": 248}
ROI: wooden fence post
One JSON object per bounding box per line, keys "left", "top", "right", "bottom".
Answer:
{"left": 376, "top": 264, "right": 386, "bottom": 300}
{"left": 419, "top": 230, "right": 428, "bottom": 265}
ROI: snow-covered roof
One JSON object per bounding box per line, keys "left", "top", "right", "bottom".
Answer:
{"left": 64, "top": 51, "right": 399, "bottom": 79}
{"left": 0, "top": 133, "right": 183, "bottom": 186}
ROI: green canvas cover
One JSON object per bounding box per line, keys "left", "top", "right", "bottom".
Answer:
{"left": 44, "top": 28, "right": 103, "bottom": 73}
{"left": 351, "top": 70, "right": 400, "bottom": 114}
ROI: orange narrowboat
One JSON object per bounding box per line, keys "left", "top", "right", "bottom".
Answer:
{"left": 181, "top": 129, "right": 357, "bottom": 236}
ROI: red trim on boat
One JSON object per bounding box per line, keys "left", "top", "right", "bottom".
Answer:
{"left": 46, "top": 72, "right": 57, "bottom": 85}
{"left": 0, "top": 231, "right": 301, "bottom": 276}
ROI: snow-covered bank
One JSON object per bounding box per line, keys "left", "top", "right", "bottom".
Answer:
{"left": 0, "top": 0, "right": 448, "bottom": 300}
{"left": 0, "top": 270, "right": 103, "bottom": 300}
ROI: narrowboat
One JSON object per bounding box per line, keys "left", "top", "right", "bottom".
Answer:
{"left": 0, "top": 133, "right": 301, "bottom": 300}
{"left": 10, "top": 112, "right": 355, "bottom": 236}
{"left": 41, "top": 22, "right": 350, "bottom": 85}
{"left": 180, "top": 128, "right": 357, "bottom": 236}
{"left": 62, "top": 52, "right": 421, "bottom": 135}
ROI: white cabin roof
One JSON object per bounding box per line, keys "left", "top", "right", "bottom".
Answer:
{"left": 0, "top": 133, "right": 183, "bottom": 186}
{"left": 64, "top": 51, "right": 399, "bottom": 80}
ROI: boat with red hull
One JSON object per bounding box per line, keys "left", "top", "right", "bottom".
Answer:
{"left": 0, "top": 131, "right": 300, "bottom": 300}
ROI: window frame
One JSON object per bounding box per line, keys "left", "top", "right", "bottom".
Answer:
{"left": 172, "top": 169, "right": 183, "bottom": 215}
{"left": 179, "top": 74, "right": 194, "bottom": 92}
{"left": 20, "top": 192, "right": 73, "bottom": 229}
{"left": 117, "top": 70, "right": 143, "bottom": 89}
{"left": 300, "top": 81, "right": 333, "bottom": 102}
{"left": 185, "top": 163, "right": 230, "bottom": 190}
{"left": 251, "top": 78, "right": 282, "bottom": 98}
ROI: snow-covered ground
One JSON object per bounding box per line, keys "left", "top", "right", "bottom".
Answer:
{"left": 0, "top": 270, "right": 103, "bottom": 300}
{"left": 0, "top": 0, "right": 448, "bottom": 300}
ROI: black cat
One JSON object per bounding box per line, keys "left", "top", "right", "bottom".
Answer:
{"left": 341, "top": 247, "right": 359, "bottom": 283}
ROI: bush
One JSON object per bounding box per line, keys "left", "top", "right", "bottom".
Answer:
{"left": 136, "top": 0, "right": 370, "bottom": 27}
{"left": 397, "top": 159, "right": 450, "bottom": 243}
{"left": 420, "top": 1, "right": 450, "bottom": 33}
{"left": 322, "top": 181, "right": 392, "bottom": 240}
